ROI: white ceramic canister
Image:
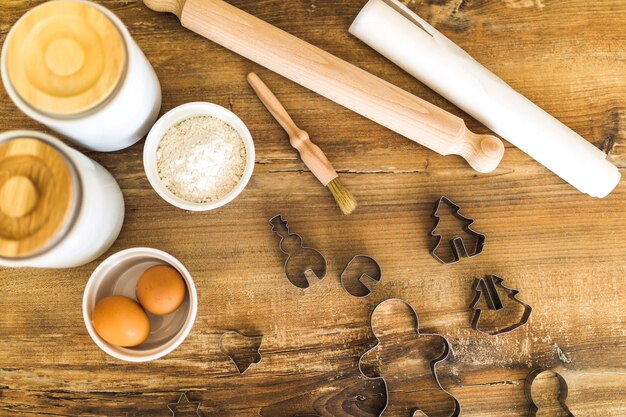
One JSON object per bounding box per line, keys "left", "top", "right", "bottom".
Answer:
{"left": 0, "top": 130, "right": 125, "bottom": 268}
{"left": 0, "top": 0, "right": 161, "bottom": 152}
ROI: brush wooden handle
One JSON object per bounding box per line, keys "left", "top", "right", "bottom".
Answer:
{"left": 143, "top": 0, "right": 504, "bottom": 173}
{"left": 247, "top": 72, "right": 338, "bottom": 186}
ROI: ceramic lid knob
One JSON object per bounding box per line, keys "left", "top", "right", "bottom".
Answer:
{"left": 0, "top": 137, "right": 78, "bottom": 259}
{"left": 4, "top": 0, "right": 127, "bottom": 116}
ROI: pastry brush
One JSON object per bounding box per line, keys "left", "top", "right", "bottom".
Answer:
{"left": 247, "top": 72, "right": 357, "bottom": 215}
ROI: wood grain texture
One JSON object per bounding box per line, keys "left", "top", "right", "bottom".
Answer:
{"left": 0, "top": 0, "right": 625, "bottom": 416}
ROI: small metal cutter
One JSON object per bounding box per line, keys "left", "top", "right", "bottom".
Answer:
{"left": 270, "top": 215, "right": 328, "bottom": 289}
{"left": 167, "top": 392, "right": 202, "bottom": 417}
{"left": 470, "top": 275, "right": 532, "bottom": 336}
{"left": 340, "top": 254, "right": 382, "bottom": 298}
{"left": 219, "top": 330, "right": 263, "bottom": 375}
{"left": 429, "top": 196, "right": 485, "bottom": 264}
{"left": 525, "top": 369, "right": 575, "bottom": 417}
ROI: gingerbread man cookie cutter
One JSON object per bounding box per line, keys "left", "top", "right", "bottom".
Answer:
{"left": 358, "top": 298, "right": 461, "bottom": 417}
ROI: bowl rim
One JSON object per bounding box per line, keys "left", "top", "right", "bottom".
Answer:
{"left": 82, "top": 247, "right": 198, "bottom": 362}
{"left": 143, "top": 102, "right": 255, "bottom": 211}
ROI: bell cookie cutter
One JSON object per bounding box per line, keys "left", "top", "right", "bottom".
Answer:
{"left": 219, "top": 330, "right": 263, "bottom": 375}
{"left": 525, "top": 369, "right": 575, "bottom": 417}
{"left": 430, "top": 196, "right": 485, "bottom": 264}
{"left": 470, "top": 275, "right": 532, "bottom": 336}
{"left": 167, "top": 392, "right": 202, "bottom": 417}
{"left": 270, "top": 215, "right": 328, "bottom": 289}
{"left": 358, "top": 298, "right": 461, "bottom": 417}
{"left": 340, "top": 255, "right": 382, "bottom": 298}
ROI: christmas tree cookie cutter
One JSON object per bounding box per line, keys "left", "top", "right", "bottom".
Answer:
{"left": 430, "top": 196, "right": 485, "bottom": 264}
{"left": 340, "top": 254, "right": 382, "bottom": 298}
{"left": 270, "top": 215, "right": 328, "bottom": 289}
{"left": 525, "top": 369, "right": 575, "bottom": 417}
{"left": 358, "top": 298, "right": 461, "bottom": 417}
{"left": 470, "top": 275, "right": 532, "bottom": 336}
{"left": 219, "top": 330, "right": 263, "bottom": 375}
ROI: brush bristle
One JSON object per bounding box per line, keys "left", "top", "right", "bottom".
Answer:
{"left": 327, "top": 178, "right": 357, "bottom": 215}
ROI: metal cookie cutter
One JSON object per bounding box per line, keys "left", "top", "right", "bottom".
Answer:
{"left": 470, "top": 275, "right": 532, "bottom": 336}
{"left": 525, "top": 369, "right": 575, "bottom": 417}
{"left": 358, "top": 299, "right": 461, "bottom": 417}
{"left": 340, "top": 255, "right": 382, "bottom": 298}
{"left": 270, "top": 215, "right": 328, "bottom": 289}
{"left": 430, "top": 196, "right": 485, "bottom": 264}
{"left": 167, "top": 392, "right": 202, "bottom": 417}
{"left": 219, "top": 330, "right": 263, "bottom": 375}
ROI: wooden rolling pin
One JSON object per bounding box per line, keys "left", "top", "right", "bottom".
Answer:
{"left": 143, "top": 0, "right": 504, "bottom": 173}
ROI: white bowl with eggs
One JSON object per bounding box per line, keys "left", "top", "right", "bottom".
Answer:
{"left": 83, "top": 247, "right": 197, "bottom": 362}
{"left": 143, "top": 102, "right": 255, "bottom": 211}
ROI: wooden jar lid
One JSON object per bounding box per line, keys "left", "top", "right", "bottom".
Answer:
{"left": 5, "top": 1, "right": 127, "bottom": 116}
{"left": 0, "top": 137, "right": 78, "bottom": 258}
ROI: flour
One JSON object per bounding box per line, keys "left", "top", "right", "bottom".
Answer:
{"left": 157, "top": 115, "right": 247, "bottom": 203}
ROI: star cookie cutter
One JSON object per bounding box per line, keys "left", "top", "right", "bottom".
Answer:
{"left": 167, "top": 392, "right": 202, "bottom": 417}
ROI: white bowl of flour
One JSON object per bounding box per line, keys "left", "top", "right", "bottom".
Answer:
{"left": 144, "top": 102, "right": 255, "bottom": 211}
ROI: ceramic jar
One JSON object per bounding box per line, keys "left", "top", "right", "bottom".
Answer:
{"left": 0, "top": 0, "right": 161, "bottom": 152}
{"left": 0, "top": 130, "right": 125, "bottom": 268}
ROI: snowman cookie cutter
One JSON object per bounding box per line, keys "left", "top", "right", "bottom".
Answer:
{"left": 270, "top": 215, "right": 328, "bottom": 289}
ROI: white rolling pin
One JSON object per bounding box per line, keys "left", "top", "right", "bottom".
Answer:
{"left": 350, "top": 0, "right": 621, "bottom": 198}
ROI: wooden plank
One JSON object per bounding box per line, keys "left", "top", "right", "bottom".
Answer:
{"left": 0, "top": 0, "right": 624, "bottom": 416}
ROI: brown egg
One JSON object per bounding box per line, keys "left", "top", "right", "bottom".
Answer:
{"left": 92, "top": 295, "right": 150, "bottom": 347}
{"left": 136, "top": 265, "right": 186, "bottom": 315}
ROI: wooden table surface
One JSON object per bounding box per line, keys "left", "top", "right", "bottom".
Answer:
{"left": 1, "top": 1, "right": 625, "bottom": 416}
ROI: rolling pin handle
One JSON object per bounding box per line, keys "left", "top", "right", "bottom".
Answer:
{"left": 451, "top": 129, "right": 505, "bottom": 174}
{"left": 142, "top": 0, "right": 186, "bottom": 18}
